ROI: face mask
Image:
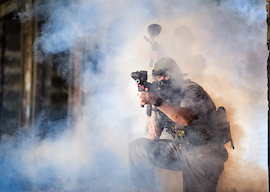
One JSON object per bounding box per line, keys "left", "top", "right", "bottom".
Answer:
{"left": 157, "top": 79, "right": 171, "bottom": 91}
{"left": 156, "top": 79, "right": 176, "bottom": 100}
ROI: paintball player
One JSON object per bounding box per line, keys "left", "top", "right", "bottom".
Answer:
{"left": 129, "top": 57, "right": 229, "bottom": 192}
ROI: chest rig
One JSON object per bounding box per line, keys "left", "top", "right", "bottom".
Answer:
{"left": 156, "top": 82, "right": 213, "bottom": 147}
{"left": 156, "top": 87, "right": 188, "bottom": 144}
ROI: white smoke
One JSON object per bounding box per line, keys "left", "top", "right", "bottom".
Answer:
{"left": 0, "top": 0, "right": 268, "bottom": 191}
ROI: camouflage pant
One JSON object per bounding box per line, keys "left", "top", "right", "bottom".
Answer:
{"left": 129, "top": 138, "right": 228, "bottom": 192}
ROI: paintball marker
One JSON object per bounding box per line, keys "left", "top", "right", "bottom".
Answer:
{"left": 131, "top": 70, "right": 155, "bottom": 116}
{"left": 144, "top": 24, "right": 162, "bottom": 68}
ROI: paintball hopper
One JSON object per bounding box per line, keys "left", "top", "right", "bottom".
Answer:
{"left": 148, "top": 24, "right": 162, "bottom": 38}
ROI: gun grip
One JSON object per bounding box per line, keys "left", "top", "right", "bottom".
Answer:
{"left": 146, "top": 105, "right": 152, "bottom": 116}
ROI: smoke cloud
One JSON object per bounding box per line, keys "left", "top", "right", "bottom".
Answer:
{"left": 0, "top": 0, "right": 268, "bottom": 191}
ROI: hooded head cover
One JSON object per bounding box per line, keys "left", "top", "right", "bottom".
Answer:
{"left": 152, "top": 57, "right": 185, "bottom": 89}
